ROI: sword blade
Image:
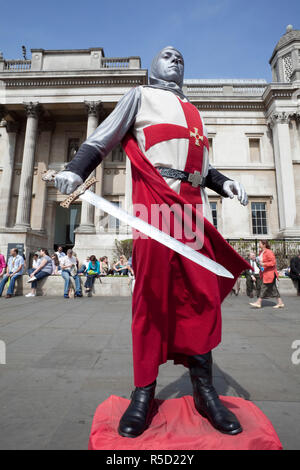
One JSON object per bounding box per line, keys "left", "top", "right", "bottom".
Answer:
{"left": 79, "top": 190, "right": 233, "bottom": 279}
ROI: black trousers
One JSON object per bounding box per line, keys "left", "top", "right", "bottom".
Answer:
{"left": 292, "top": 277, "right": 300, "bottom": 294}
{"left": 245, "top": 273, "right": 261, "bottom": 297}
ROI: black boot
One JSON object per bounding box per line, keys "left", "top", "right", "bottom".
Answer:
{"left": 188, "top": 353, "right": 242, "bottom": 435}
{"left": 118, "top": 381, "right": 156, "bottom": 438}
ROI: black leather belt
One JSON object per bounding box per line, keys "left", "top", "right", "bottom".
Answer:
{"left": 156, "top": 167, "right": 206, "bottom": 188}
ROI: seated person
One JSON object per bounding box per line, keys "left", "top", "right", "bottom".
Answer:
{"left": 27, "top": 253, "right": 40, "bottom": 277}
{"left": 0, "top": 248, "right": 24, "bottom": 299}
{"left": 51, "top": 253, "right": 60, "bottom": 274}
{"left": 26, "top": 248, "right": 53, "bottom": 297}
{"left": 60, "top": 249, "right": 82, "bottom": 298}
{"left": 113, "top": 255, "right": 129, "bottom": 276}
{"left": 99, "top": 256, "right": 111, "bottom": 276}
{"left": 0, "top": 250, "right": 7, "bottom": 278}
{"left": 84, "top": 255, "right": 100, "bottom": 292}
{"left": 55, "top": 246, "right": 66, "bottom": 261}
{"left": 78, "top": 256, "right": 90, "bottom": 275}
{"left": 30, "top": 253, "right": 40, "bottom": 270}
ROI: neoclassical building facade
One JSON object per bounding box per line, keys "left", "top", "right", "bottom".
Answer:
{"left": 0, "top": 27, "right": 300, "bottom": 261}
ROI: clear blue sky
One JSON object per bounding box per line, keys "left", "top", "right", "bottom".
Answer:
{"left": 1, "top": 0, "right": 299, "bottom": 81}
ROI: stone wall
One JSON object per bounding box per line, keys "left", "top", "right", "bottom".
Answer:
{"left": 2, "top": 275, "right": 297, "bottom": 298}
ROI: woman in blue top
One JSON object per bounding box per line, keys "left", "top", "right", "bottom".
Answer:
{"left": 84, "top": 255, "right": 100, "bottom": 292}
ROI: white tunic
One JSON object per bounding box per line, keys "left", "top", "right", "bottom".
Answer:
{"left": 83, "top": 85, "right": 212, "bottom": 221}
{"left": 133, "top": 87, "right": 211, "bottom": 220}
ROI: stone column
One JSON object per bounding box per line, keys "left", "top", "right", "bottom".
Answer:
{"left": 290, "top": 113, "right": 300, "bottom": 160}
{"left": 78, "top": 101, "right": 103, "bottom": 233}
{"left": 35, "top": 121, "right": 55, "bottom": 231}
{"left": 0, "top": 121, "right": 19, "bottom": 227}
{"left": 268, "top": 112, "right": 297, "bottom": 235}
{"left": 15, "top": 102, "right": 41, "bottom": 229}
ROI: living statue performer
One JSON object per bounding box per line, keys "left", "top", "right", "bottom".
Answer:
{"left": 55, "top": 47, "right": 251, "bottom": 438}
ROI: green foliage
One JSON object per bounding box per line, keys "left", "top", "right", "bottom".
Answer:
{"left": 113, "top": 238, "right": 133, "bottom": 260}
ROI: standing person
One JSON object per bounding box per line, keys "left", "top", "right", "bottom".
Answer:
{"left": 54, "top": 46, "right": 250, "bottom": 437}
{"left": 245, "top": 252, "right": 261, "bottom": 298}
{"left": 250, "top": 240, "right": 284, "bottom": 309}
{"left": 0, "top": 250, "right": 6, "bottom": 278}
{"left": 60, "top": 249, "right": 82, "bottom": 298}
{"left": 25, "top": 248, "right": 53, "bottom": 297}
{"left": 84, "top": 255, "right": 100, "bottom": 292}
{"left": 290, "top": 252, "right": 300, "bottom": 296}
{"left": 0, "top": 248, "right": 24, "bottom": 298}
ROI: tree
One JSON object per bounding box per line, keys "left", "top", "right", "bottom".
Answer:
{"left": 114, "top": 238, "right": 133, "bottom": 260}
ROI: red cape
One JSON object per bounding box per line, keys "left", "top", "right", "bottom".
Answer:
{"left": 122, "top": 134, "right": 251, "bottom": 387}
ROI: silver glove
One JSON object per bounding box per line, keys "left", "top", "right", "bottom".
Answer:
{"left": 54, "top": 171, "right": 83, "bottom": 195}
{"left": 223, "top": 180, "right": 248, "bottom": 206}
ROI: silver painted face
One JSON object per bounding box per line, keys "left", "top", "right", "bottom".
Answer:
{"left": 152, "top": 47, "right": 184, "bottom": 87}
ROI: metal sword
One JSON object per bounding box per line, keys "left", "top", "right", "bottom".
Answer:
{"left": 42, "top": 170, "right": 233, "bottom": 279}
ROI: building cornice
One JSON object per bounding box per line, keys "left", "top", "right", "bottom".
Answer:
{"left": 211, "top": 165, "right": 275, "bottom": 170}
{"left": 0, "top": 69, "right": 148, "bottom": 88}
{"left": 2, "top": 76, "right": 147, "bottom": 89}
{"left": 193, "top": 101, "right": 265, "bottom": 111}
{"left": 262, "top": 83, "right": 299, "bottom": 108}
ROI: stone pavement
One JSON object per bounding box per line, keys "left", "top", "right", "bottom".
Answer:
{"left": 0, "top": 294, "right": 299, "bottom": 450}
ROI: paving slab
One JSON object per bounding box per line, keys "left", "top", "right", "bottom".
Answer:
{"left": 0, "top": 294, "right": 299, "bottom": 449}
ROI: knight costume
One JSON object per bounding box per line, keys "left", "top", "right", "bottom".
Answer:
{"left": 55, "top": 47, "right": 250, "bottom": 438}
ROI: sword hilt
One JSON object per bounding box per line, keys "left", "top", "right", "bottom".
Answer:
{"left": 42, "top": 169, "right": 97, "bottom": 209}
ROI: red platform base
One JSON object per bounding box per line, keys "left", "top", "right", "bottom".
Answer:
{"left": 88, "top": 395, "right": 282, "bottom": 450}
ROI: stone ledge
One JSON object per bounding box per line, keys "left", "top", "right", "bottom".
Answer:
{"left": 9, "top": 275, "right": 133, "bottom": 297}
{"left": 233, "top": 277, "right": 296, "bottom": 296}
{"left": 1, "top": 275, "right": 297, "bottom": 298}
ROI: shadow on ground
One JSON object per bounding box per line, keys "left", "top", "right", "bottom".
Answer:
{"left": 156, "top": 364, "right": 250, "bottom": 401}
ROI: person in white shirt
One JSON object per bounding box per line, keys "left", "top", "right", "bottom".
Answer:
{"left": 25, "top": 248, "right": 53, "bottom": 297}
{"left": 245, "top": 252, "right": 261, "bottom": 298}
{"left": 0, "top": 248, "right": 24, "bottom": 298}
{"left": 55, "top": 246, "right": 66, "bottom": 261}
{"left": 60, "top": 249, "right": 82, "bottom": 298}
{"left": 32, "top": 253, "right": 40, "bottom": 270}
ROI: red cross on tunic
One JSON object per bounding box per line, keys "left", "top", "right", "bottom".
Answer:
{"left": 143, "top": 98, "right": 209, "bottom": 205}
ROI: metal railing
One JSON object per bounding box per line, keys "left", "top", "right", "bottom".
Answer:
{"left": 227, "top": 239, "right": 300, "bottom": 269}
